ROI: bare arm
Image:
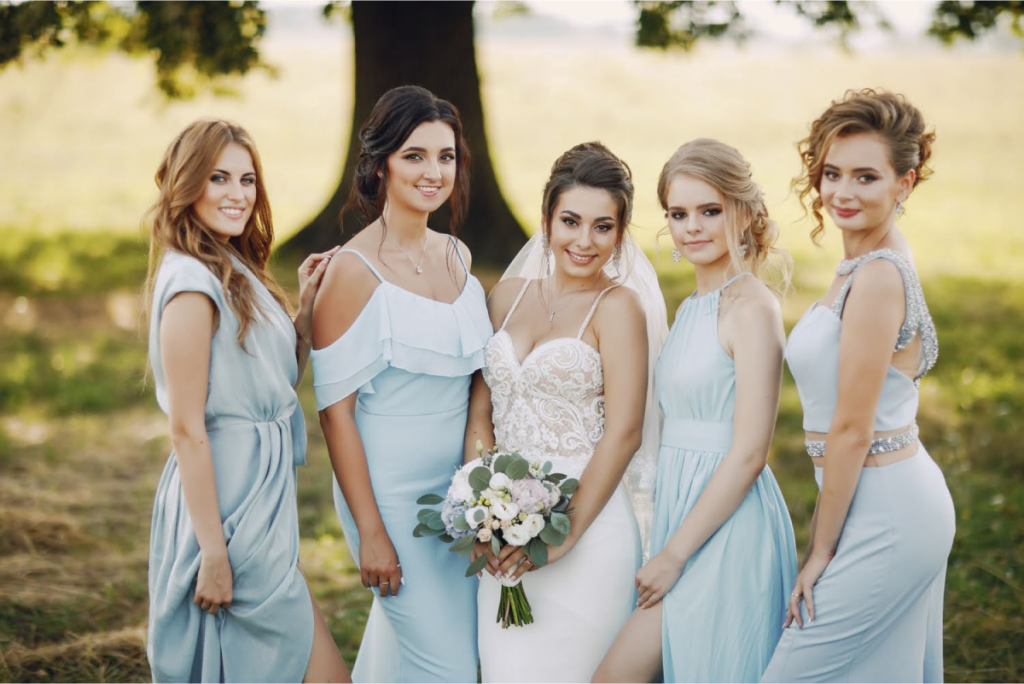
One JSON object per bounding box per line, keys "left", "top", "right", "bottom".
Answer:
{"left": 787, "top": 259, "right": 906, "bottom": 625}
{"left": 636, "top": 290, "right": 785, "bottom": 608}
{"left": 463, "top": 277, "right": 522, "bottom": 462}
{"left": 293, "top": 246, "right": 341, "bottom": 386}
{"left": 313, "top": 252, "right": 402, "bottom": 597}
{"left": 566, "top": 287, "right": 649, "bottom": 547}
{"left": 160, "top": 291, "right": 232, "bottom": 614}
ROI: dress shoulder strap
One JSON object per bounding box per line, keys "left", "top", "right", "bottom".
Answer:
{"left": 446, "top": 235, "right": 469, "bottom": 276}
{"left": 337, "top": 248, "right": 384, "bottom": 283}
{"left": 577, "top": 285, "right": 621, "bottom": 339}
{"left": 499, "top": 278, "right": 533, "bottom": 331}
{"left": 831, "top": 248, "right": 938, "bottom": 379}
{"left": 720, "top": 271, "right": 753, "bottom": 291}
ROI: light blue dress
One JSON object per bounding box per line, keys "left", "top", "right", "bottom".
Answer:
{"left": 762, "top": 249, "right": 954, "bottom": 683}
{"left": 651, "top": 272, "right": 797, "bottom": 683}
{"left": 311, "top": 239, "right": 490, "bottom": 683}
{"left": 147, "top": 251, "right": 313, "bottom": 683}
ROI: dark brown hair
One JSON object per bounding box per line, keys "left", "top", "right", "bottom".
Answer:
{"left": 343, "top": 85, "right": 471, "bottom": 237}
{"left": 541, "top": 141, "right": 634, "bottom": 244}
{"left": 796, "top": 88, "right": 936, "bottom": 243}
{"left": 144, "top": 119, "right": 289, "bottom": 351}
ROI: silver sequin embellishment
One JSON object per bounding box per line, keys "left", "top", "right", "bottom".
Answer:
{"left": 805, "top": 423, "right": 920, "bottom": 457}
{"left": 832, "top": 249, "right": 939, "bottom": 384}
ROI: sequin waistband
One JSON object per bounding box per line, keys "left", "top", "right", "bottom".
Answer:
{"left": 805, "top": 422, "right": 919, "bottom": 458}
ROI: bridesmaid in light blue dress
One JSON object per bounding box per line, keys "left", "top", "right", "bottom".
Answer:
{"left": 311, "top": 87, "right": 489, "bottom": 682}
{"left": 596, "top": 139, "right": 796, "bottom": 683}
{"left": 762, "top": 90, "right": 954, "bottom": 683}
{"left": 146, "top": 120, "right": 347, "bottom": 682}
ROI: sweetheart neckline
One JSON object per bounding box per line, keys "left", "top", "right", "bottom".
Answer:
{"left": 493, "top": 329, "right": 602, "bottom": 368}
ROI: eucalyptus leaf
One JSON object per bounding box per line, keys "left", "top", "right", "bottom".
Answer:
{"left": 469, "top": 466, "right": 493, "bottom": 491}
{"left": 546, "top": 473, "right": 566, "bottom": 483}
{"left": 539, "top": 525, "right": 565, "bottom": 546}
{"left": 559, "top": 478, "right": 579, "bottom": 495}
{"left": 417, "top": 509, "right": 434, "bottom": 525}
{"left": 493, "top": 454, "right": 514, "bottom": 474}
{"left": 466, "top": 553, "right": 489, "bottom": 577}
{"left": 526, "top": 537, "right": 548, "bottom": 567}
{"left": 453, "top": 514, "right": 470, "bottom": 531}
{"left": 450, "top": 534, "right": 477, "bottom": 555}
{"left": 506, "top": 458, "right": 530, "bottom": 479}
{"left": 439, "top": 533, "right": 454, "bottom": 543}
{"left": 490, "top": 535, "right": 501, "bottom": 556}
{"left": 550, "top": 512, "right": 571, "bottom": 535}
{"left": 420, "top": 526, "right": 445, "bottom": 537}
{"left": 542, "top": 461, "right": 552, "bottom": 474}
{"left": 416, "top": 493, "right": 445, "bottom": 505}
{"left": 412, "top": 523, "right": 431, "bottom": 538}
{"left": 425, "top": 510, "right": 446, "bottom": 530}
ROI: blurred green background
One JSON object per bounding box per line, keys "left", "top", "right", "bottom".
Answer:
{"left": 1, "top": 2, "right": 1021, "bottom": 682}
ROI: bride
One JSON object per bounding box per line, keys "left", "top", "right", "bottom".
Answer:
{"left": 464, "top": 141, "right": 668, "bottom": 682}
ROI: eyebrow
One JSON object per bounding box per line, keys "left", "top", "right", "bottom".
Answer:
{"left": 559, "top": 209, "right": 616, "bottom": 223}
{"left": 400, "top": 146, "right": 456, "bottom": 154}
{"left": 667, "top": 202, "right": 721, "bottom": 211}
{"left": 823, "top": 163, "right": 880, "bottom": 174}
{"left": 213, "top": 169, "right": 256, "bottom": 176}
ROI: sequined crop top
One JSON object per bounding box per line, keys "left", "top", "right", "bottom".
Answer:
{"left": 786, "top": 249, "right": 938, "bottom": 437}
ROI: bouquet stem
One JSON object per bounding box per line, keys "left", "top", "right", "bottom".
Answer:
{"left": 497, "top": 583, "right": 533, "bottom": 628}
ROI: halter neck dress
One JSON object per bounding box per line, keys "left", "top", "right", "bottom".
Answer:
{"left": 652, "top": 272, "right": 797, "bottom": 682}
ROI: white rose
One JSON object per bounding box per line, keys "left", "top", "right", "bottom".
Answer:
{"left": 489, "top": 472, "right": 512, "bottom": 491}
{"left": 500, "top": 518, "right": 511, "bottom": 529}
{"left": 490, "top": 499, "right": 520, "bottom": 521}
{"left": 490, "top": 519, "right": 501, "bottom": 530}
{"left": 503, "top": 524, "right": 531, "bottom": 546}
{"left": 465, "top": 506, "right": 489, "bottom": 529}
{"left": 477, "top": 527, "right": 493, "bottom": 543}
{"left": 449, "top": 476, "right": 475, "bottom": 505}
{"left": 523, "top": 513, "right": 545, "bottom": 538}
{"left": 481, "top": 488, "right": 500, "bottom": 503}
{"left": 544, "top": 482, "right": 561, "bottom": 508}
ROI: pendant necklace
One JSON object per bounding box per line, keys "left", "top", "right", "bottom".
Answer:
{"left": 391, "top": 233, "right": 429, "bottom": 274}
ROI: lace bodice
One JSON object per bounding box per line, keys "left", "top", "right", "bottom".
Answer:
{"left": 483, "top": 280, "right": 616, "bottom": 476}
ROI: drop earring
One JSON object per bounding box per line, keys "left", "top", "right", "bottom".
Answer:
{"left": 896, "top": 198, "right": 905, "bottom": 216}
{"left": 612, "top": 244, "right": 622, "bottom": 278}
{"left": 672, "top": 248, "right": 681, "bottom": 263}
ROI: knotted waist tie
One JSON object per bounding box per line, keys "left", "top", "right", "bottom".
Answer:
{"left": 205, "top": 402, "right": 307, "bottom": 467}
{"left": 660, "top": 418, "right": 733, "bottom": 453}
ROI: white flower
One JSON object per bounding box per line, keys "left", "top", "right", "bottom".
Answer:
{"left": 523, "top": 514, "right": 545, "bottom": 538}
{"left": 489, "top": 472, "right": 512, "bottom": 491}
{"left": 543, "top": 482, "right": 561, "bottom": 508}
{"left": 448, "top": 470, "right": 475, "bottom": 505}
{"left": 465, "top": 506, "right": 489, "bottom": 529}
{"left": 477, "top": 527, "right": 493, "bottom": 543}
{"left": 490, "top": 499, "right": 520, "bottom": 521}
{"left": 500, "top": 518, "right": 511, "bottom": 529}
{"left": 529, "top": 460, "right": 545, "bottom": 478}
{"left": 504, "top": 524, "right": 531, "bottom": 546}
{"left": 481, "top": 488, "right": 501, "bottom": 503}
{"left": 490, "top": 519, "right": 501, "bottom": 530}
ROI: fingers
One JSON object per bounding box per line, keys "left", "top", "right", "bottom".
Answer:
{"left": 639, "top": 590, "right": 663, "bottom": 610}
{"left": 496, "top": 544, "right": 518, "bottom": 563}
{"left": 497, "top": 548, "right": 525, "bottom": 577}
{"left": 788, "top": 589, "right": 804, "bottom": 628}
{"left": 510, "top": 556, "right": 533, "bottom": 580}
{"left": 805, "top": 586, "right": 815, "bottom": 623}
{"left": 300, "top": 247, "right": 342, "bottom": 274}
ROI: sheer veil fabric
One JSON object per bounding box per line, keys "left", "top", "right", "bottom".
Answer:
{"left": 500, "top": 232, "right": 669, "bottom": 558}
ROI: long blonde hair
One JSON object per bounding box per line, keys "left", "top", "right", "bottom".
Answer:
{"left": 658, "top": 138, "right": 790, "bottom": 294}
{"left": 143, "top": 119, "right": 289, "bottom": 350}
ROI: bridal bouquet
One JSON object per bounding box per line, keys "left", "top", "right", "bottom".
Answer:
{"left": 413, "top": 442, "right": 577, "bottom": 628}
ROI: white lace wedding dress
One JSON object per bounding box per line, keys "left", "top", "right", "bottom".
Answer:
{"left": 478, "top": 279, "right": 642, "bottom": 683}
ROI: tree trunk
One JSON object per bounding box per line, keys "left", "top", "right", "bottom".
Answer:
{"left": 283, "top": 1, "right": 526, "bottom": 266}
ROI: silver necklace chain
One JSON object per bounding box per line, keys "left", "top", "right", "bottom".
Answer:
{"left": 391, "top": 233, "right": 429, "bottom": 275}
{"left": 544, "top": 279, "right": 588, "bottom": 323}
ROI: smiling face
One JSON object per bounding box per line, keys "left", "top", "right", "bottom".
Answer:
{"left": 820, "top": 132, "right": 915, "bottom": 235}
{"left": 192, "top": 142, "right": 256, "bottom": 242}
{"left": 384, "top": 120, "right": 457, "bottom": 215}
{"left": 665, "top": 174, "right": 733, "bottom": 269}
{"left": 545, "top": 185, "right": 621, "bottom": 280}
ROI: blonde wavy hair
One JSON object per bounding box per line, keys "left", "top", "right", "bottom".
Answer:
{"left": 657, "top": 138, "right": 790, "bottom": 293}
{"left": 143, "top": 119, "right": 289, "bottom": 351}
{"left": 795, "top": 88, "right": 936, "bottom": 243}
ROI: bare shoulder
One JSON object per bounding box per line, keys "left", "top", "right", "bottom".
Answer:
{"left": 594, "top": 285, "right": 645, "bottom": 330}
{"left": 312, "top": 250, "right": 382, "bottom": 349}
{"left": 726, "top": 276, "right": 782, "bottom": 325}
{"left": 486, "top": 277, "right": 527, "bottom": 329}
{"left": 448, "top": 234, "right": 473, "bottom": 271}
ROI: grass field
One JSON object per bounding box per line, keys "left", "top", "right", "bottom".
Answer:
{"left": 1, "top": 21, "right": 1022, "bottom": 684}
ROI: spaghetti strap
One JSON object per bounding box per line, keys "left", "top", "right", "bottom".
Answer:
{"left": 721, "top": 271, "right": 752, "bottom": 291}
{"left": 338, "top": 249, "right": 384, "bottom": 283}
{"left": 499, "top": 279, "right": 533, "bottom": 331}
{"left": 446, "top": 235, "right": 469, "bottom": 276}
{"left": 577, "top": 285, "right": 620, "bottom": 339}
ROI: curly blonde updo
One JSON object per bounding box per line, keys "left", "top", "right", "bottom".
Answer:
{"left": 658, "top": 138, "right": 788, "bottom": 291}
{"left": 796, "top": 88, "right": 936, "bottom": 243}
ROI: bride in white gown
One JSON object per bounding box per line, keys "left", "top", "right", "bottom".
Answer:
{"left": 464, "top": 142, "right": 668, "bottom": 682}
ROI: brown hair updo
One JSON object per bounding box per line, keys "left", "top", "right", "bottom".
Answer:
{"left": 541, "top": 141, "right": 634, "bottom": 245}
{"left": 795, "top": 88, "right": 936, "bottom": 243}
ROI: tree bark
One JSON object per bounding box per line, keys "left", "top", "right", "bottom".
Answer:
{"left": 283, "top": 1, "right": 526, "bottom": 266}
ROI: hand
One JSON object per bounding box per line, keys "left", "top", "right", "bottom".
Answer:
{"left": 360, "top": 528, "right": 402, "bottom": 598}
{"left": 470, "top": 541, "right": 498, "bottom": 577}
{"left": 635, "top": 550, "right": 685, "bottom": 609}
{"left": 194, "top": 549, "right": 233, "bottom": 615}
{"left": 785, "top": 550, "right": 833, "bottom": 628}
{"left": 295, "top": 246, "right": 341, "bottom": 342}
{"left": 495, "top": 537, "right": 575, "bottom": 580}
